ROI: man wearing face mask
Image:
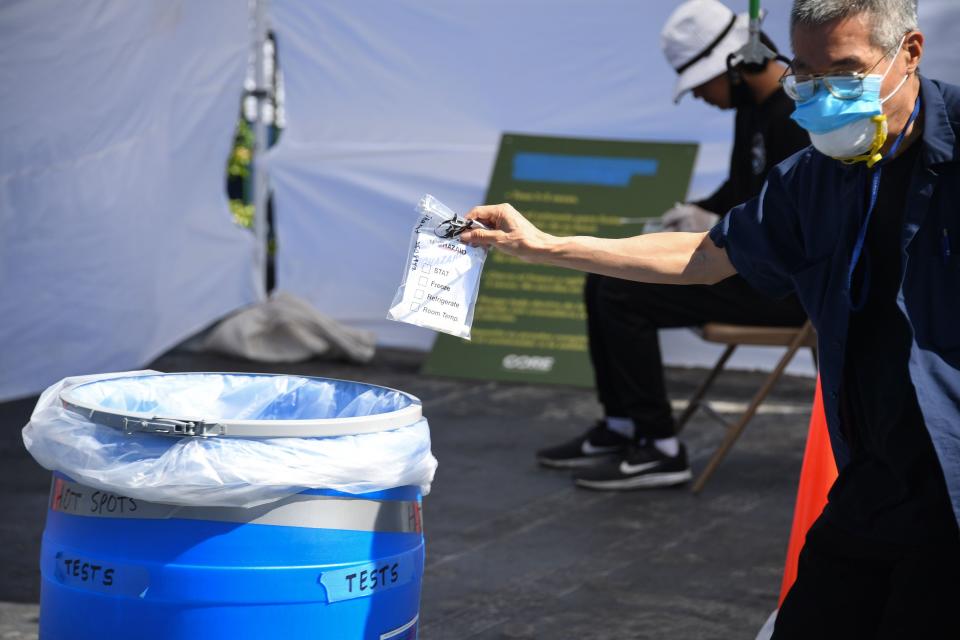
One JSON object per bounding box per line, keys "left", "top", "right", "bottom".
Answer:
{"left": 460, "top": 0, "right": 960, "bottom": 633}
{"left": 537, "top": 0, "right": 809, "bottom": 491}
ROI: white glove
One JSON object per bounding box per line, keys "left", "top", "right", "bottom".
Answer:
{"left": 659, "top": 203, "right": 719, "bottom": 232}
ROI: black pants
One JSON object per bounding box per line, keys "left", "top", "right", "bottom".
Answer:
{"left": 584, "top": 273, "right": 806, "bottom": 440}
{"left": 773, "top": 515, "right": 960, "bottom": 638}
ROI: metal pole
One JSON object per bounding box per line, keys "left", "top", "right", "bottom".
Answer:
{"left": 251, "top": 0, "right": 269, "bottom": 300}
{"left": 729, "top": 0, "right": 778, "bottom": 67}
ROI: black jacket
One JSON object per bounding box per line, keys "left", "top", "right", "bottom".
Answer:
{"left": 694, "top": 86, "right": 809, "bottom": 215}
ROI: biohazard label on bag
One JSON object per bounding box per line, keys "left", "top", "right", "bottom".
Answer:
{"left": 387, "top": 194, "right": 487, "bottom": 339}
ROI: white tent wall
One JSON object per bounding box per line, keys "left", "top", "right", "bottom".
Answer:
{"left": 266, "top": 0, "right": 751, "bottom": 349}
{"left": 268, "top": 0, "right": 960, "bottom": 378}
{"left": 0, "top": 1, "right": 258, "bottom": 401}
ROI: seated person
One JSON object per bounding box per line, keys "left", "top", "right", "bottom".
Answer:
{"left": 536, "top": 0, "right": 809, "bottom": 490}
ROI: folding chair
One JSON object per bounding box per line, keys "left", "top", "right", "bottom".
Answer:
{"left": 673, "top": 320, "right": 817, "bottom": 494}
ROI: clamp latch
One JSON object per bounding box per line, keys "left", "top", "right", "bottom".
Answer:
{"left": 121, "top": 417, "right": 224, "bottom": 437}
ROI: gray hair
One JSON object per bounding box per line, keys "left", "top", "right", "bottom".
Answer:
{"left": 791, "top": 0, "right": 918, "bottom": 51}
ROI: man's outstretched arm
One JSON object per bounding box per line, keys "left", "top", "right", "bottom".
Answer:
{"left": 459, "top": 203, "right": 737, "bottom": 286}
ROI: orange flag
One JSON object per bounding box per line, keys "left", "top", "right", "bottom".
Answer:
{"left": 778, "top": 378, "right": 838, "bottom": 605}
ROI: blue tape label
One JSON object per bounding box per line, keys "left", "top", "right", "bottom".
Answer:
{"left": 51, "top": 550, "right": 150, "bottom": 597}
{"left": 320, "top": 552, "right": 415, "bottom": 603}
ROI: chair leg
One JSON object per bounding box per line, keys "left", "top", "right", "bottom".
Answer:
{"left": 674, "top": 344, "right": 737, "bottom": 434}
{"left": 691, "top": 321, "right": 815, "bottom": 494}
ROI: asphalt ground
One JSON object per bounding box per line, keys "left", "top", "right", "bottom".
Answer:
{"left": 0, "top": 347, "right": 815, "bottom": 639}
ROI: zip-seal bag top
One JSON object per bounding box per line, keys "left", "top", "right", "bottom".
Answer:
{"left": 387, "top": 194, "right": 488, "bottom": 339}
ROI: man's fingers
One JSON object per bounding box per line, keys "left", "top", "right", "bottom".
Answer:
{"left": 459, "top": 228, "right": 501, "bottom": 246}
{"left": 465, "top": 204, "right": 508, "bottom": 227}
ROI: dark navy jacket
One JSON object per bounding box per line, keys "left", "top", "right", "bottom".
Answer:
{"left": 709, "top": 75, "right": 960, "bottom": 526}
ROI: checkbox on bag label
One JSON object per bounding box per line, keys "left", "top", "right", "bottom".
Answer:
{"left": 418, "top": 276, "right": 428, "bottom": 286}
{"left": 414, "top": 289, "right": 425, "bottom": 300}
{"left": 410, "top": 303, "right": 420, "bottom": 312}
{"left": 421, "top": 263, "right": 431, "bottom": 274}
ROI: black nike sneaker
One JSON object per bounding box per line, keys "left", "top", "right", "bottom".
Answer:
{"left": 536, "top": 421, "right": 631, "bottom": 469}
{"left": 573, "top": 441, "right": 692, "bottom": 490}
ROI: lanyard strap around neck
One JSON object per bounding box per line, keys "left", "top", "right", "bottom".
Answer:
{"left": 845, "top": 94, "right": 922, "bottom": 311}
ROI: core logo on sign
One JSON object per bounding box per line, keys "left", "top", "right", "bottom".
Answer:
{"left": 501, "top": 354, "right": 555, "bottom": 372}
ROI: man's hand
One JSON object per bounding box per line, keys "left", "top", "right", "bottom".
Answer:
{"left": 459, "top": 203, "right": 554, "bottom": 261}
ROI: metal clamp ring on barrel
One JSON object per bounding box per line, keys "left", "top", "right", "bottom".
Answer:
{"left": 60, "top": 404, "right": 227, "bottom": 438}
{"left": 58, "top": 373, "right": 424, "bottom": 438}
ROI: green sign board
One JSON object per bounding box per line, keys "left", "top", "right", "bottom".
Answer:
{"left": 423, "top": 133, "right": 697, "bottom": 387}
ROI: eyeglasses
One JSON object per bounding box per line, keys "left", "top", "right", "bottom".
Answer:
{"left": 779, "top": 40, "right": 902, "bottom": 103}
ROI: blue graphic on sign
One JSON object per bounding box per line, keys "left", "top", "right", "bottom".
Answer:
{"left": 512, "top": 152, "right": 659, "bottom": 186}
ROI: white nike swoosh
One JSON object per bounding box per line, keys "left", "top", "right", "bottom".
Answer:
{"left": 618, "top": 460, "right": 661, "bottom": 475}
{"left": 580, "top": 440, "right": 621, "bottom": 455}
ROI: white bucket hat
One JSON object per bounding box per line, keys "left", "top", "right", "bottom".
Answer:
{"left": 661, "top": 0, "right": 751, "bottom": 103}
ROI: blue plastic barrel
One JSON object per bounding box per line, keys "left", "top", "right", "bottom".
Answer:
{"left": 41, "top": 476, "right": 423, "bottom": 639}
{"left": 35, "top": 373, "right": 429, "bottom": 640}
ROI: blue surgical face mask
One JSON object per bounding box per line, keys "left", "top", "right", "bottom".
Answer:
{"left": 789, "top": 38, "right": 909, "bottom": 166}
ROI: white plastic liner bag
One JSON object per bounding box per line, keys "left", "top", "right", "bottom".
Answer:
{"left": 22, "top": 371, "right": 438, "bottom": 508}
{"left": 387, "top": 194, "right": 488, "bottom": 339}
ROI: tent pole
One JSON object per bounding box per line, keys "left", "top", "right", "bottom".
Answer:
{"left": 251, "top": 0, "right": 269, "bottom": 300}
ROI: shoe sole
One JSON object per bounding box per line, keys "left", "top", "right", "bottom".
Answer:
{"left": 537, "top": 454, "right": 619, "bottom": 469}
{"left": 574, "top": 469, "right": 693, "bottom": 491}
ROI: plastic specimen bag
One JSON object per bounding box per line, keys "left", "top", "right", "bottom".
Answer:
{"left": 387, "top": 194, "right": 488, "bottom": 339}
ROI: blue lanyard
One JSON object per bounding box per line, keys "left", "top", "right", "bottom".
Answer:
{"left": 846, "top": 95, "right": 922, "bottom": 310}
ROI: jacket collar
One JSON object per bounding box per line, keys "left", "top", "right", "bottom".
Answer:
{"left": 919, "top": 74, "right": 958, "bottom": 167}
